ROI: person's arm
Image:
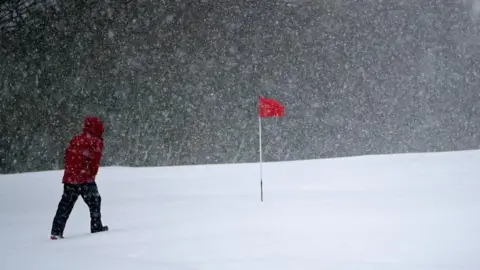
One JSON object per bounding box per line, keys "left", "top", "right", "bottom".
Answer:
{"left": 89, "top": 138, "right": 104, "bottom": 177}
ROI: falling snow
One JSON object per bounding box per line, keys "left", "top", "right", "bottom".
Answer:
{"left": 1, "top": 0, "right": 480, "bottom": 174}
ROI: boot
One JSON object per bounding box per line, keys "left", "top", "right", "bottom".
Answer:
{"left": 50, "top": 234, "right": 64, "bottom": 240}
{"left": 91, "top": 225, "right": 109, "bottom": 233}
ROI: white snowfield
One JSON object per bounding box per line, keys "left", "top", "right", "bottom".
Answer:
{"left": 1, "top": 150, "right": 480, "bottom": 270}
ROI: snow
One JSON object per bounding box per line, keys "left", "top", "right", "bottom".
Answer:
{"left": 1, "top": 150, "right": 480, "bottom": 270}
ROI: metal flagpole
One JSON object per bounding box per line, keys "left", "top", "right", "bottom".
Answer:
{"left": 258, "top": 115, "right": 263, "bottom": 202}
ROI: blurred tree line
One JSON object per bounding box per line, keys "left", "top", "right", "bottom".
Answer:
{"left": 1, "top": 0, "right": 480, "bottom": 174}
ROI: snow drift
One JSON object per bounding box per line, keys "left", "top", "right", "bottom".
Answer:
{"left": 1, "top": 150, "right": 479, "bottom": 270}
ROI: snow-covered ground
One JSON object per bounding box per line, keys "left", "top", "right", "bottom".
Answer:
{"left": 1, "top": 150, "right": 480, "bottom": 270}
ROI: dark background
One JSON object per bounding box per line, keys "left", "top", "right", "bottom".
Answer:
{"left": 1, "top": 0, "right": 480, "bottom": 174}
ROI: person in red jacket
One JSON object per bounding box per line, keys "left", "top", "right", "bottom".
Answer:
{"left": 50, "top": 116, "right": 108, "bottom": 240}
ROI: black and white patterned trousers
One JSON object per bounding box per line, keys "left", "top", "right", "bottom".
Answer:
{"left": 51, "top": 182, "right": 104, "bottom": 236}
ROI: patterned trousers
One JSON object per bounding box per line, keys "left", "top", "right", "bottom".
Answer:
{"left": 51, "top": 182, "right": 104, "bottom": 236}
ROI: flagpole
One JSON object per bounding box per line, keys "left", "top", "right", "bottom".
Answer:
{"left": 258, "top": 96, "right": 284, "bottom": 203}
{"left": 258, "top": 115, "right": 263, "bottom": 202}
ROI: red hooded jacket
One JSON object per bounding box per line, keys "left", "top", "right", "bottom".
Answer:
{"left": 62, "top": 116, "right": 104, "bottom": 184}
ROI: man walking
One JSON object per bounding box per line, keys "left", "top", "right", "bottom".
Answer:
{"left": 50, "top": 116, "right": 108, "bottom": 240}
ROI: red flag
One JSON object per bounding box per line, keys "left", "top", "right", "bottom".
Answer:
{"left": 258, "top": 96, "right": 285, "bottom": 117}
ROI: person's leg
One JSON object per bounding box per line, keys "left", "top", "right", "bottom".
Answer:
{"left": 51, "top": 184, "right": 80, "bottom": 237}
{"left": 81, "top": 182, "right": 107, "bottom": 233}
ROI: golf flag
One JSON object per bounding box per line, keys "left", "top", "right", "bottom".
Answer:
{"left": 258, "top": 96, "right": 285, "bottom": 117}
{"left": 257, "top": 96, "right": 284, "bottom": 202}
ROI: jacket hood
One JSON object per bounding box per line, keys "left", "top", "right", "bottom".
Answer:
{"left": 83, "top": 116, "right": 104, "bottom": 138}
